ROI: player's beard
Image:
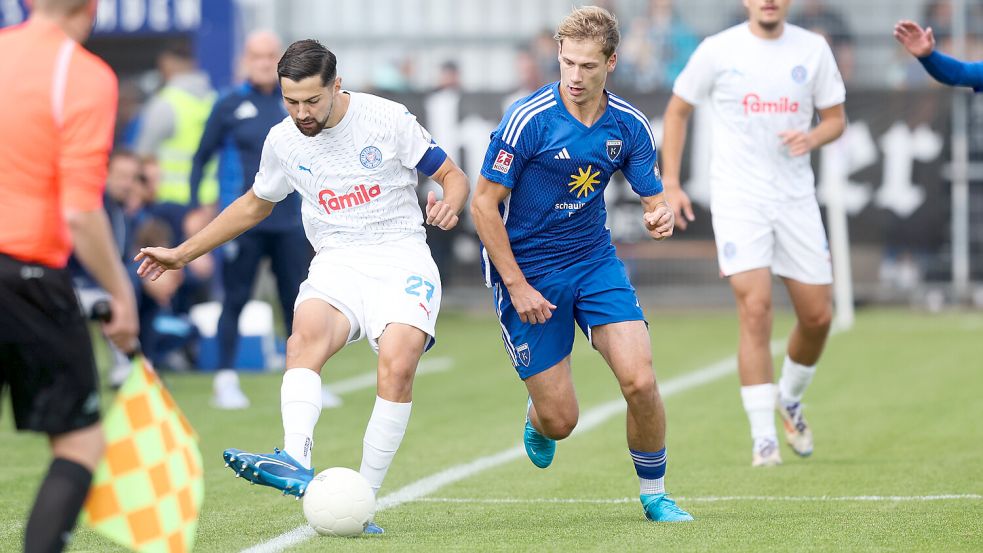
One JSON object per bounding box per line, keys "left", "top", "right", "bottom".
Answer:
{"left": 294, "top": 112, "right": 330, "bottom": 137}
{"left": 757, "top": 18, "right": 782, "bottom": 32}
{"left": 294, "top": 98, "right": 334, "bottom": 137}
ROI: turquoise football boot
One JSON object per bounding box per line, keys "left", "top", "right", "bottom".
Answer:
{"left": 641, "top": 493, "right": 694, "bottom": 522}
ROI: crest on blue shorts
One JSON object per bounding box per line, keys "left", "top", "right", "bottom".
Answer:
{"left": 516, "top": 343, "right": 531, "bottom": 367}
{"left": 360, "top": 146, "right": 383, "bottom": 169}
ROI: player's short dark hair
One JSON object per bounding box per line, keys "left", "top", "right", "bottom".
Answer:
{"left": 277, "top": 39, "right": 338, "bottom": 86}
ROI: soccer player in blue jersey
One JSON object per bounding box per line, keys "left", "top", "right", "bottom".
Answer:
{"left": 470, "top": 6, "right": 692, "bottom": 523}
{"left": 894, "top": 19, "right": 983, "bottom": 91}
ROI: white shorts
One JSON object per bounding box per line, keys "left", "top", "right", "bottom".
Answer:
{"left": 294, "top": 236, "right": 442, "bottom": 352}
{"left": 710, "top": 196, "right": 833, "bottom": 285}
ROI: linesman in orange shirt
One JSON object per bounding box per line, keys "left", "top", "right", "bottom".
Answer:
{"left": 0, "top": 1, "right": 139, "bottom": 551}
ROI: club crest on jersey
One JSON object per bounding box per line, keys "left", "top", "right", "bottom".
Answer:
{"left": 359, "top": 146, "right": 383, "bottom": 169}
{"left": 493, "top": 149, "right": 514, "bottom": 173}
{"left": 516, "top": 343, "right": 531, "bottom": 367}
{"left": 318, "top": 185, "right": 381, "bottom": 214}
{"left": 606, "top": 139, "right": 622, "bottom": 161}
{"left": 791, "top": 65, "right": 807, "bottom": 84}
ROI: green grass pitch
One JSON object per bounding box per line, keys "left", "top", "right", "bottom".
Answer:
{"left": 1, "top": 308, "right": 981, "bottom": 552}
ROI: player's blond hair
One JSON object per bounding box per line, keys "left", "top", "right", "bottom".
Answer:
{"left": 554, "top": 6, "right": 620, "bottom": 58}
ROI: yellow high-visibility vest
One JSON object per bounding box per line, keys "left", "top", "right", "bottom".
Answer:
{"left": 155, "top": 86, "right": 218, "bottom": 205}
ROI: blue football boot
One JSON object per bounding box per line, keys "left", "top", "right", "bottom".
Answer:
{"left": 523, "top": 398, "right": 556, "bottom": 469}
{"left": 363, "top": 521, "right": 384, "bottom": 535}
{"left": 641, "top": 493, "right": 694, "bottom": 522}
{"left": 223, "top": 448, "right": 314, "bottom": 498}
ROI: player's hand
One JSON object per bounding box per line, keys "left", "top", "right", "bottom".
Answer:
{"left": 507, "top": 281, "right": 557, "bottom": 325}
{"left": 643, "top": 203, "right": 674, "bottom": 241}
{"left": 102, "top": 294, "right": 139, "bottom": 354}
{"left": 894, "top": 20, "right": 935, "bottom": 58}
{"left": 779, "top": 130, "right": 816, "bottom": 157}
{"left": 664, "top": 184, "right": 694, "bottom": 231}
{"left": 425, "top": 190, "right": 459, "bottom": 230}
{"left": 135, "top": 247, "right": 187, "bottom": 281}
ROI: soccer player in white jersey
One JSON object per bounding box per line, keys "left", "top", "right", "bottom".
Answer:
{"left": 136, "top": 40, "right": 469, "bottom": 533}
{"left": 660, "top": 0, "right": 846, "bottom": 467}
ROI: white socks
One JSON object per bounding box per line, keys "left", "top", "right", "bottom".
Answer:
{"left": 741, "top": 383, "right": 778, "bottom": 443}
{"left": 281, "top": 368, "right": 322, "bottom": 469}
{"left": 360, "top": 396, "right": 412, "bottom": 495}
{"left": 778, "top": 355, "right": 816, "bottom": 404}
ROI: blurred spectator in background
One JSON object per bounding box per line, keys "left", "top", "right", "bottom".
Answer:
{"left": 619, "top": 0, "right": 699, "bottom": 91}
{"left": 504, "top": 45, "right": 547, "bottom": 109}
{"left": 792, "top": 0, "right": 855, "bottom": 83}
{"left": 132, "top": 217, "right": 199, "bottom": 372}
{"left": 371, "top": 53, "right": 417, "bottom": 93}
{"left": 71, "top": 150, "right": 147, "bottom": 387}
{"left": 532, "top": 28, "right": 561, "bottom": 84}
{"left": 188, "top": 31, "right": 338, "bottom": 409}
{"left": 432, "top": 60, "right": 461, "bottom": 93}
{"left": 136, "top": 39, "right": 218, "bottom": 216}
{"left": 134, "top": 39, "right": 217, "bottom": 334}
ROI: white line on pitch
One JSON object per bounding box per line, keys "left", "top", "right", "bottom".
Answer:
{"left": 414, "top": 494, "right": 983, "bottom": 504}
{"left": 326, "top": 356, "right": 453, "bottom": 395}
{"left": 241, "top": 340, "right": 788, "bottom": 553}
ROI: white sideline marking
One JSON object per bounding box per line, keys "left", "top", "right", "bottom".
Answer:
{"left": 327, "top": 356, "right": 453, "bottom": 395}
{"left": 242, "top": 341, "right": 787, "bottom": 553}
{"left": 415, "top": 494, "right": 983, "bottom": 504}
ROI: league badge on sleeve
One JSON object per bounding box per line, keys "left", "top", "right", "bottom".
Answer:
{"left": 606, "top": 139, "right": 622, "bottom": 161}
{"left": 493, "top": 149, "right": 514, "bottom": 174}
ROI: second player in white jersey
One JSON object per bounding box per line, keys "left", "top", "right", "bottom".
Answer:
{"left": 254, "top": 92, "right": 439, "bottom": 249}
{"left": 672, "top": 22, "right": 845, "bottom": 204}
{"left": 660, "top": 0, "right": 846, "bottom": 469}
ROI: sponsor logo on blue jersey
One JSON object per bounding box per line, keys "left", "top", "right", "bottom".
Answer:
{"left": 568, "top": 165, "right": 601, "bottom": 198}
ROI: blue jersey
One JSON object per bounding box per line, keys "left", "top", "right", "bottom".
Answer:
{"left": 479, "top": 83, "right": 662, "bottom": 286}
{"left": 189, "top": 82, "right": 301, "bottom": 231}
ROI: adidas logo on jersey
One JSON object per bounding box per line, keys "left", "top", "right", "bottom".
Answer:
{"left": 554, "top": 148, "right": 571, "bottom": 160}
{"left": 318, "top": 185, "right": 381, "bottom": 215}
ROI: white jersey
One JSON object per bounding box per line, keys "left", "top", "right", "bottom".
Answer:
{"left": 252, "top": 91, "right": 436, "bottom": 250}
{"left": 673, "top": 23, "right": 845, "bottom": 204}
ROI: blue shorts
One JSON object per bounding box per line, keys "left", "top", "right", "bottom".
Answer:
{"left": 492, "top": 255, "right": 646, "bottom": 380}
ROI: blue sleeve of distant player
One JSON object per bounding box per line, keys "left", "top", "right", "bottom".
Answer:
{"left": 189, "top": 95, "right": 233, "bottom": 207}
{"left": 621, "top": 122, "right": 663, "bottom": 197}
{"left": 919, "top": 50, "right": 983, "bottom": 92}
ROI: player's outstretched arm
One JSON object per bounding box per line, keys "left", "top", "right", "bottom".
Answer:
{"left": 894, "top": 20, "right": 983, "bottom": 89}
{"left": 470, "top": 176, "right": 556, "bottom": 324}
{"left": 135, "top": 189, "right": 274, "bottom": 281}
{"left": 425, "top": 157, "right": 470, "bottom": 230}
{"left": 661, "top": 95, "right": 696, "bottom": 230}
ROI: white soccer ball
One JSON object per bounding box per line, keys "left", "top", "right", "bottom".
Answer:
{"left": 302, "top": 467, "right": 376, "bottom": 537}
